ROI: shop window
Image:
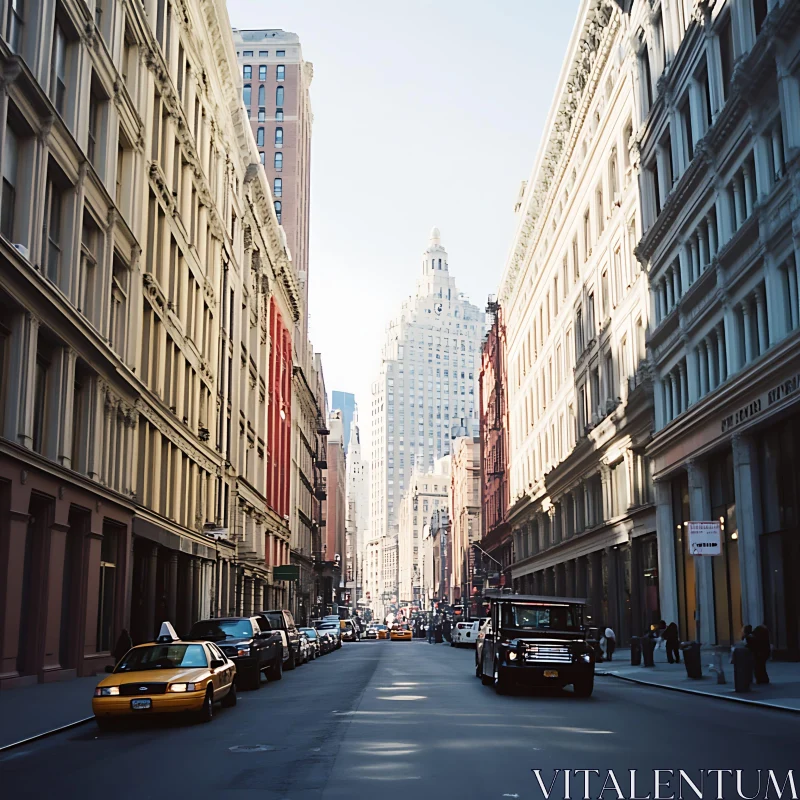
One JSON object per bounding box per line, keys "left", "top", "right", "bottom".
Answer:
{"left": 97, "top": 524, "right": 119, "bottom": 652}
{"left": 672, "top": 473, "right": 695, "bottom": 641}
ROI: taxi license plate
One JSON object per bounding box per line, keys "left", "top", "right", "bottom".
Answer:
{"left": 543, "top": 670, "right": 559, "bottom": 678}
{"left": 131, "top": 698, "right": 152, "bottom": 710}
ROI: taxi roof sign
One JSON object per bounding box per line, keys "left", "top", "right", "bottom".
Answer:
{"left": 156, "top": 621, "right": 180, "bottom": 643}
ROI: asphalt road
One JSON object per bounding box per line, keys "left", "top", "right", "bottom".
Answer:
{"left": 1, "top": 639, "right": 797, "bottom": 800}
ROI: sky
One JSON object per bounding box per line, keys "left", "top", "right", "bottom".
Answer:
{"left": 225, "top": 0, "right": 580, "bottom": 452}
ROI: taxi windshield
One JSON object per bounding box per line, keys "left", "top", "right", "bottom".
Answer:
{"left": 116, "top": 644, "right": 208, "bottom": 672}
{"left": 500, "top": 603, "right": 582, "bottom": 632}
{"left": 188, "top": 619, "right": 253, "bottom": 641}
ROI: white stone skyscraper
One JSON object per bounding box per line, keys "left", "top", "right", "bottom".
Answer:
{"left": 344, "top": 408, "right": 369, "bottom": 608}
{"left": 370, "top": 229, "right": 485, "bottom": 587}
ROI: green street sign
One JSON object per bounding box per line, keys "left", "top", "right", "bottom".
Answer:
{"left": 273, "top": 565, "right": 300, "bottom": 581}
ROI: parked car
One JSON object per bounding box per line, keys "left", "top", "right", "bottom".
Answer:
{"left": 93, "top": 622, "right": 236, "bottom": 728}
{"left": 299, "top": 628, "right": 320, "bottom": 659}
{"left": 364, "top": 625, "right": 379, "bottom": 640}
{"left": 187, "top": 616, "right": 282, "bottom": 689}
{"left": 315, "top": 630, "right": 335, "bottom": 654}
{"left": 477, "top": 595, "right": 595, "bottom": 696}
{"left": 297, "top": 631, "right": 311, "bottom": 664}
{"left": 317, "top": 621, "right": 342, "bottom": 649}
{"left": 257, "top": 609, "right": 302, "bottom": 670}
{"left": 340, "top": 619, "right": 359, "bottom": 642}
{"left": 451, "top": 620, "right": 479, "bottom": 647}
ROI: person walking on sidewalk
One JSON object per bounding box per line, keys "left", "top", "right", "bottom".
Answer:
{"left": 664, "top": 622, "right": 680, "bottom": 664}
{"left": 604, "top": 626, "right": 616, "bottom": 661}
{"left": 747, "top": 625, "right": 771, "bottom": 684}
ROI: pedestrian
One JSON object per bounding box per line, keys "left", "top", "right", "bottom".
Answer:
{"left": 443, "top": 616, "right": 452, "bottom": 643}
{"left": 655, "top": 620, "right": 667, "bottom": 650}
{"left": 664, "top": 622, "right": 680, "bottom": 664}
{"left": 604, "top": 625, "right": 616, "bottom": 661}
{"left": 747, "top": 625, "right": 771, "bottom": 684}
{"left": 113, "top": 629, "right": 133, "bottom": 664}
{"left": 427, "top": 616, "right": 435, "bottom": 644}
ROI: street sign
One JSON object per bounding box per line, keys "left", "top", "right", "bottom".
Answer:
{"left": 688, "top": 521, "right": 722, "bottom": 555}
{"left": 273, "top": 565, "right": 300, "bottom": 581}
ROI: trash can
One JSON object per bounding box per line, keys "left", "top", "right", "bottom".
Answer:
{"left": 681, "top": 641, "right": 702, "bottom": 679}
{"left": 630, "top": 636, "right": 642, "bottom": 666}
{"left": 641, "top": 635, "right": 656, "bottom": 667}
{"left": 732, "top": 646, "right": 754, "bottom": 693}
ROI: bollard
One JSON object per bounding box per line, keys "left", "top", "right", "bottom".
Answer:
{"left": 681, "top": 641, "right": 703, "bottom": 679}
{"left": 630, "top": 636, "right": 642, "bottom": 666}
{"left": 732, "top": 646, "right": 754, "bottom": 692}
{"left": 709, "top": 652, "right": 726, "bottom": 684}
{"left": 641, "top": 635, "right": 656, "bottom": 668}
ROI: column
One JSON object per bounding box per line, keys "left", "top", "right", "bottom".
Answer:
{"left": 145, "top": 543, "right": 159, "bottom": 641}
{"left": 565, "top": 560, "right": 576, "bottom": 599}
{"left": 731, "top": 434, "right": 764, "bottom": 630}
{"left": 574, "top": 557, "right": 586, "bottom": 601}
{"left": 733, "top": 179, "right": 744, "bottom": 229}
{"left": 659, "top": 281, "right": 668, "bottom": 320}
{"left": 672, "top": 265, "right": 681, "bottom": 303}
{"left": 46, "top": 346, "right": 78, "bottom": 466}
{"left": 686, "top": 347, "right": 699, "bottom": 406}
{"left": 679, "top": 361, "right": 688, "bottom": 413}
{"left": 4, "top": 312, "right": 39, "bottom": 447}
{"left": 0, "top": 509, "right": 30, "bottom": 677}
{"left": 654, "top": 377, "right": 666, "bottom": 430}
{"left": 697, "top": 227, "right": 708, "bottom": 273}
{"left": 600, "top": 465, "right": 611, "bottom": 524}
{"left": 191, "top": 558, "right": 201, "bottom": 624}
{"left": 741, "top": 301, "right": 754, "bottom": 363}
{"left": 754, "top": 288, "right": 768, "bottom": 355}
{"left": 555, "top": 563, "right": 566, "bottom": 597}
{"left": 717, "top": 321, "right": 728, "bottom": 382}
{"left": 243, "top": 575, "right": 253, "bottom": 616}
{"left": 690, "top": 236, "right": 700, "bottom": 282}
{"left": 687, "top": 461, "right": 716, "bottom": 645}
{"left": 669, "top": 372, "right": 678, "bottom": 421}
{"left": 724, "top": 306, "right": 740, "bottom": 375}
{"left": 183, "top": 556, "right": 195, "bottom": 633}
{"left": 254, "top": 580, "right": 263, "bottom": 614}
{"left": 665, "top": 272, "right": 674, "bottom": 310}
{"left": 42, "top": 518, "right": 71, "bottom": 673}
{"left": 167, "top": 553, "right": 179, "bottom": 624}
{"left": 771, "top": 123, "right": 785, "bottom": 176}
{"left": 679, "top": 245, "right": 691, "bottom": 290}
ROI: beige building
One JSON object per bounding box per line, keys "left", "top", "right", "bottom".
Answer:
{"left": 0, "top": 0, "right": 295, "bottom": 686}
{"left": 449, "top": 437, "right": 481, "bottom": 606}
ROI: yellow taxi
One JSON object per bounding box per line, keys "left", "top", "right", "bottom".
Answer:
{"left": 92, "top": 623, "right": 237, "bottom": 729}
{"left": 390, "top": 624, "right": 413, "bottom": 641}
{"left": 377, "top": 625, "right": 389, "bottom": 640}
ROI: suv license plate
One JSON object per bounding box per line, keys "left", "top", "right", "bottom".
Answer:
{"left": 131, "top": 698, "right": 152, "bottom": 710}
{"left": 543, "top": 670, "right": 559, "bottom": 678}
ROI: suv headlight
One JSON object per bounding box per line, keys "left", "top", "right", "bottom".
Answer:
{"left": 168, "top": 683, "right": 197, "bottom": 692}
{"left": 237, "top": 646, "right": 251, "bottom": 656}
{"left": 94, "top": 686, "right": 120, "bottom": 697}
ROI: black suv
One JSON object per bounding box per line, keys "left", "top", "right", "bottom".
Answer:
{"left": 188, "top": 617, "right": 283, "bottom": 690}
{"left": 257, "top": 610, "right": 302, "bottom": 670}
{"left": 477, "top": 595, "right": 595, "bottom": 696}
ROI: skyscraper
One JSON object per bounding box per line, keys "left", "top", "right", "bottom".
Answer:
{"left": 232, "top": 29, "right": 313, "bottom": 342}
{"left": 331, "top": 391, "right": 356, "bottom": 455}
{"left": 370, "top": 229, "right": 485, "bottom": 583}
{"left": 345, "top": 408, "right": 369, "bottom": 608}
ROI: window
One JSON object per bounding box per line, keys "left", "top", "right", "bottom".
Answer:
{"left": 274, "top": 152, "right": 282, "bottom": 170}
{"left": 259, "top": 151, "right": 265, "bottom": 166}
{"left": 274, "top": 127, "right": 283, "bottom": 145}
{"left": 242, "top": 84, "right": 251, "bottom": 107}
{"left": 572, "top": 236, "right": 579, "bottom": 281}
{"left": 275, "top": 108, "right": 283, "bottom": 121}
{"left": 259, "top": 65, "right": 267, "bottom": 81}
{"left": 242, "top": 50, "right": 253, "bottom": 57}
{"left": 109, "top": 253, "right": 129, "bottom": 356}
{"left": 274, "top": 201, "right": 281, "bottom": 223}
{"left": 7, "top": 0, "right": 23, "bottom": 53}
{"left": 32, "top": 355, "right": 47, "bottom": 453}
{"left": 258, "top": 108, "right": 265, "bottom": 122}
{"left": 2, "top": 124, "right": 18, "bottom": 240}
{"left": 639, "top": 43, "right": 653, "bottom": 114}
{"left": 601, "top": 270, "right": 609, "bottom": 319}
{"left": 753, "top": 0, "right": 768, "bottom": 36}
{"left": 50, "top": 22, "right": 67, "bottom": 115}
{"left": 87, "top": 85, "right": 100, "bottom": 166}
{"left": 273, "top": 177, "right": 282, "bottom": 197}
{"left": 582, "top": 209, "right": 590, "bottom": 259}
{"left": 276, "top": 50, "right": 285, "bottom": 57}
{"left": 79, "top": 213, "right": 102, "bottom": 321}
{"left": 43, "top": 176, "right": 63, "bottom": 283}
{"left": 256, "top": 127, "right": 264, "bottom": 146}
{"left": 609, "top": 150, "right": 618, "bottom": 198}
{"left": 276, "top": 86, "right": 284, "bottom": 105}
{"left": 596, "top": 185, "right": 604, "bottom": 236}
{"left": 680, "top": 96, "right": 693, "bottom": 163}
{"left": 258, "top": 84, "right": 265, "bottom": 106}
{"left": 719, "top": 15, "right": 735, "bottom": 101}
{"left": 243, "top": 65, "right": 252, "bottom": 80}
{"left": 276, "top": 65, "right": 285, "bottom": 80}
{"left": 258, "top": 50, "right": 268, "bottom": 57}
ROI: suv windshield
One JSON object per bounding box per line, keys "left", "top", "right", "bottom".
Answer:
{"left": 116, "top": 644, "right": 208, "bottom": 672}
{"left": 499, "top": 603, "right": 582, "bottom": 632}
{"left": 188, "top": 619, "right": 253, "bottom": 641}
{"left": 300, "top": 628, "right": 317, "bottom": 639}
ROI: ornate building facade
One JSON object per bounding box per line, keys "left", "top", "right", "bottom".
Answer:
{"left": 496, "top": 0, "right": 657, "bottom": 640}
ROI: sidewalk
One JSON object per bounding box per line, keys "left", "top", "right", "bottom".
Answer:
{"left": 597, "top": 645, "right": 800, "bottom": 713}
{"left": 0, "top": 676, "right": 101, "bottom": 749}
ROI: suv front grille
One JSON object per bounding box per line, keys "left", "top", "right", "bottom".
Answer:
{"left": 523, "top": 644, "right": 572, "bottom": 664}
{"left": 119, "top": 682, "right": 168, "bottom": 696}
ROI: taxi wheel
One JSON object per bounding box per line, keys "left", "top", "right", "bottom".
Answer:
{"left": 222, "top": 680, "right": 237, "bottom": 708}
{"left": 198, "top": 687, "right": 214, "bottom": 723}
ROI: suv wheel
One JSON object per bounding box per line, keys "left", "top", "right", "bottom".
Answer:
{"left": 573, "top": 674, "right": 594, "bottom": 698}
{"left": 285, "top": 649, "right": 296, "bottom": 671}
{"left": 267, "top": 653, "right": 283, "bottom": 681}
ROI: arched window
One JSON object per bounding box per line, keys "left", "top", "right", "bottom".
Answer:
{"left": 258, "top": 85, "right": 265, "bottom": 106}
{"left": 274, "top": 152, "right": 283, "bottom": 171}
{"left": 275, "top": 127, "right": 283, "bottom": 145}
{"left": 276, "top": 65, "right": 285, "bottom": 80}
{"left": 273, "top": 178, "right": 282, "bottom": 197}
{"left": 243, "top": 84, "right": 251, "bottom": 107}
{"left": 609, "top": 149, "right": 619, "bottom": 199}
{"left": 274, "top": 201, "right": 282, "bottom": 223}
{"left": 259, "top": 152, "right": 265, "bottom": 166}
{"left": 256, "top": 127, "right": 264, "bottom": 146}
{"left": 276, "top": 86, "right": 284, "bottom": 106}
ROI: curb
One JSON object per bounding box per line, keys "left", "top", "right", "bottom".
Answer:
{"left": 597, "top": 671, "right": 800, "bottom": 714}
{"left": 0, "top": 717, "right": 95, "bottom": 754}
